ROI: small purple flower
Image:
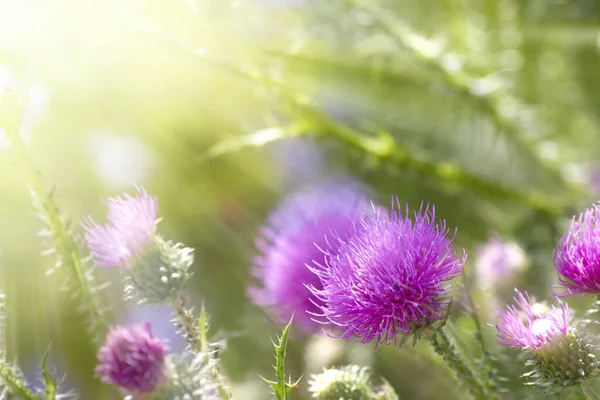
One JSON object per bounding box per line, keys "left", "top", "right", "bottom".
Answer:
{"left": 83, "top": 187, "right": 158, "bottom": 268}
{"left": 475, "top": 235, "right": 528, "bottom": 290}
{"left": 554, "top": 203, "right": 600, "bottom": 295}
{"left": 96, "top": 323, "right": 169, "bottom": 394}
{"left": 496, "top": 290, "right": 570, "bottom": 349}
{"left": 250, "top": 181, "right": 369, "bottom": 332}
{"left": 310, "top": 201, "right": 465, "bottom": 347}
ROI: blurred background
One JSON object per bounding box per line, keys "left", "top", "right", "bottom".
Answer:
{"left": 1, "top": 0, "right": 600, "bottom": 398}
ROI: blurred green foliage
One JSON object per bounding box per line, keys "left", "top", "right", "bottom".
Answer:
{"left": 1, "top": 0, "right": 600, "bottom": 398}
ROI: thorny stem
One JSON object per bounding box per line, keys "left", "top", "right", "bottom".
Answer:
{"left": 429, "top": 327, "right": 493, "bottom": 400}
{"left": 0, "top": 365, "right": 40, "bottom": 400}
{"left": 0, "top": 93, "right": 109, "bottom": 346}
{"left": 461, "top": 273, "right": 498, "bottom": 394}
{"left": 170, "top": 296, "right": 231, "bottom": 399}
{"left": 171, "top": 295, "right": 201, "bottom": 350}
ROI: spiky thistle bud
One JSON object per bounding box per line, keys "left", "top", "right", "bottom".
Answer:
{"left": 83, "top": 187, "right": 193, "bottom": 304}
{"left": 96, "top": 323, "right": 170, "bottom": 395}
{"left": 496, "top": 290, "right": 599, "bottom": 390}
{"left": 308, "top": 365, "right": 374, "bottom": 400}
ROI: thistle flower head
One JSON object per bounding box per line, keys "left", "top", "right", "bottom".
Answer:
{"left": 554, "top": 203, "right": 600, "bottom": 295}
{"left": 83, "top": 187, "right": 158, "bottom": 268}
{"left": 497, "top": 290, "right": 599, "bottom": 388}
{"left": 84, "top": 187, "right": 193, "bottom": 303}
{"left": 308, "top": 365, "right": 373, "bottom": 400}
{"left": 311, "top": 201, "right": 465, "bottom": 347}
{"left": 496, "top": 290, "right": 570, "bottom": 349}
{"left": 96, "top": 323, "right": 169, "bottom": 395}
{"left": 475, "top": 235, "right": 528, "bottom": 290}
{"left": 250, "top": 181, "right": 369, "bottom": 332}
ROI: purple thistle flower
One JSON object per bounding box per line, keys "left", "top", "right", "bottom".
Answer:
{"left": 83, "top": 187, "right": 158, "bottom": 268}
{"left": 96, "top": 322, "right": 169, "bottom": 395}
{"left": 310, "top": 201, "right": 465, "bottom": 347}
{"left": 554, "top": 203, "right": 600, "bottom": 296}
{"left": 250, "top": 181, "right": 370, "bottom": 332}
{"left": 496, "top": 290, "right": 570, "bottom": 349}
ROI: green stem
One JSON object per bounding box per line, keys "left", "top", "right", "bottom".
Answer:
{"left": 170, "top": 296, "right": 201, "bottom": 350}
{"left": 170, "top": 296, "right": 231, "bottom": 399}
{"left": 0, "top": 364, "right": 41, "bottom": 400}
{"left": 461, "top": 274, "right": 498, "bottom": 393}
{"left": 429, "top": 328, "right": 493, "bottom": 400}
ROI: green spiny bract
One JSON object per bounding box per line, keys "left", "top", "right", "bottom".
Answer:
{"left": 125, "top": 237, "right": 194, "bottom": 305}
{"left": 308, "top": 365, "right": 399, "bottom": 400}
{"left": 525, "top": 330, "right": 599, "bottom": 390}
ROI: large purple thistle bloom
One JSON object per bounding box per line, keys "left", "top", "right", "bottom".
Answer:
{"left": 250, "top": 182, "right": 369, "bottom": 332}
{"left": 554, "top": 203, "right": 600, "bottom": 295}
{"left": 496, "top": 290, "right": 570, "bottom": 349}
{"left": 83, "top": 187, "right": 158, "bottom": 268}
{"left": 96, "top": 322, "right": 169, "bottom": 394}
{"left": 310, "top": 201, "right": 465, "bottom": 347}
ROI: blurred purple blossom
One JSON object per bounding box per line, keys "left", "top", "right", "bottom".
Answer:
{"left": 250, "top": 181, "right": 370, "bottom": 332}
{"left": 96, "top": 323, "right": 169, "bottom": 395}
{"left": 82, "top": 187, "right": 158, "bottom": 268}
{"left": 496, "top": 290, "right": 570, "bottom": 349}
{"left": 475, "top": 235, "right": 528, "bottom": 290}
{"left": 310, "top": 201, "right": 465, "bottom": 347}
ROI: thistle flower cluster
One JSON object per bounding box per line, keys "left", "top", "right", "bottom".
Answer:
{"left": 82, "top": 187, "right": 228, "bottom": 398}
{"left": 253, "top": 185, "right": 465, "bottom": 346}
{"left": 23, "top": 176, "right": 600, "bottom": 400}
{"left": 490, "top": 201, "right": 600, "bottom": 392}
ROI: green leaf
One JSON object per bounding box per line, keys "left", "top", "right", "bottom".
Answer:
{"left": 40, "top": 346, "right": 57, "bottom": 400}
{"left": 201, "top": 125, "right": 305, "bottom": 162}
{"left": 262, "top": 317, "right": 301, "bottom": 400}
